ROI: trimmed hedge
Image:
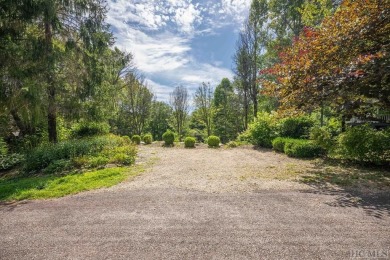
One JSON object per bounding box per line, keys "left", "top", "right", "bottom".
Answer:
{"left": 162, "top": 130, "right": 175, "bottom": 146}
{"left": 143, "top": 134, "right": 153, "bottom": 144}
{"left": 208, "top": 136, "right": 220, "bottom": 148}
{"left": 272, "top": 137, "right": 292, "bottom": 152}
{"left": 131, "top": 135, "right": 141, "bottom": 145}
{"left": 184, "top": 137, "right": 196, "bottom": 148}
{"left": 284, "top": 139, "right": 324, "bottom": 158}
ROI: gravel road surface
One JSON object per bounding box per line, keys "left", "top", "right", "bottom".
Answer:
{"left": 1, "top": 145, "right": 389, "bottom": 259}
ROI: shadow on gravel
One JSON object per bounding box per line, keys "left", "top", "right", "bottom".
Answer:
{"left": 0, "top": 200, "right": 30, "bottom": 212}
{"left": 299, "top": 160, "right": 390, "bottom": 219}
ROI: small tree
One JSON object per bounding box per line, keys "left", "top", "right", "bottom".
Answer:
{"left": 194, "top": 82, "right": 213, "bottom": 137}
{"left": 170, "top": 85, "right": 188, "bottom": 141}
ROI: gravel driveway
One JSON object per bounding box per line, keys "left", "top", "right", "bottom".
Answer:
{"left": 1, "top": 145, "right": 389, "bottom": 259}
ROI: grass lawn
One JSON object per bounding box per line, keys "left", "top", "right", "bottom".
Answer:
{"left": 0, "top": 166, "right": 143, "bottom": 201}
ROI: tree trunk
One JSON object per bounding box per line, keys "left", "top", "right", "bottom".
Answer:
{"left": 45, "top": 20, "right": 57, "bottom": 143}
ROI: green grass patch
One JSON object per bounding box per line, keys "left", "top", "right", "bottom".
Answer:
{"left": 0, "top": 166, "right": 143, "bottom": 201}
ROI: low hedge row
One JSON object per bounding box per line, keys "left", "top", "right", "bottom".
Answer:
{"left": 272, "top": 137, "right": 324, "bottom": 158}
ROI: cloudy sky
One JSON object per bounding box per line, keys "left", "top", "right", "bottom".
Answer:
{"left": 106, "top": 0, "right": 251, "bottom": 102}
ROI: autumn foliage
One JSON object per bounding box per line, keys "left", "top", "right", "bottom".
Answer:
{"left": 260, "top": 0, "right": 390, "bottom": 116}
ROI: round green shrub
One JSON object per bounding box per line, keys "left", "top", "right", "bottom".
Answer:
{"left": 278, "top": 116, "right": 313, "bottom": 139}
{"left": 208, "top": 136, "right": 220, "bottom": 148}
{"left": 131, "top": 135, "right": 141, "bottom": 145}
{"left": 162, "top": 130, "right": 175, "bottom": 146}
{"left": 284, "top": 139, "right": 324, "bottom": 158}
{"left": 143, "top": 134, "right": 153, "bottom": 144}
{"left": 337, "top": 125, "right": 390, "bottom": 164}
{"left": 248, "top": 119, "right": 276, "bottom": 148}
{"left": 184, "top": 137, "right": 196, "bottom": 148}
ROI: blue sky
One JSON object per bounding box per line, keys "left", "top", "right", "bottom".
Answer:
{"left": 106, "top": 0, "right": 251, "bottom": 102}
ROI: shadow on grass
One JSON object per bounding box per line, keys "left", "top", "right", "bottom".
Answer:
{"left": 299, "top": 159, "right": 390, "bottom": 219}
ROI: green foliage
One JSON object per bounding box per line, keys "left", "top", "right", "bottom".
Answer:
{"left": 278, "top": 116, "right": 314, "bottom": 139}
{"left": 226, "top": 141, "right": 238, "bottom": 148}
{"left": 184, "top": 137, "right": 196, "bottom": 148}
{"left": 131, "top": 135, "right": 141, "bottom": 145}
{"left": 310, "top": 126, "right": 334, "bottom": 151}
{"left": 24, "top": 135, "right": 135, "bottom": 173}
{"left": 247, "top": 118, "right": 276, "bottom": 148}
{"left": 208, "top": 136, "right": 220, "bottom": 148}
{"left": 284, "top": 139, "right": 324, "bottom": 158}
{"left": 0, "top": 139, "right": 8, "bottom": 156}
{"left": 0, "top": 167, "right": 142, "bottom": 201}
{"left": 336, "top": 125, "right": 390, "bottom": 164}
{"left": 272, "top": 137, "right": 292, "bottom": 152}
{"left": 0, "top": 153, "right": 25, "bottom": 171}
{"left": 162, "top": 130, "right": 175, "bottom": 146}
{"left": 122, "top": 135, "right": 131, "bottom": 144}
{"left": 71, "top": 122, "right": 110, "bottom": 138}
{"left": 143, "top": 134, "right": 153, "bottom": 144}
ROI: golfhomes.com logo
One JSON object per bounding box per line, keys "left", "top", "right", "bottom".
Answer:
{"left": 350, "top": 249, "right": 389, "bottom": 259}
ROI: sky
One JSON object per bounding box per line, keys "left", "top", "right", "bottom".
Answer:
{"left": 106, "top": 0, "right": 251, "bottom": 102}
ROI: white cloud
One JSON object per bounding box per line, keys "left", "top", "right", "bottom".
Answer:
{"left": 106, "top": 0, "right": 249, "bottom": 102}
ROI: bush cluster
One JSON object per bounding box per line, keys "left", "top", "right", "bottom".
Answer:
{"left": 131, "top": 135, "right": 141, "bottom": 145}
{"left": 70, "top": 122, "right": 110, "bottom": 138}
{"left": 0, "top": 153, "right": 25, "bottom": 171}
{"left": 143, "top": 134, "right": 153, "bottom": 144}
{"left": 208, "top": 136, "right": 220, "bottom": 148}
{"left": 24, "top": 135, "right": 136, "bottom": 173}
{"left": 162, "top": 130, "right": 175, "bottom": 146}
{"left": 336, "top": 125, "right": 390, "bottom": 164}
{"left": 184, "top": 137, "right": 196, "bottom": 148}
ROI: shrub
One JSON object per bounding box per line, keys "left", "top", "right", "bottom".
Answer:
{"left": 162, "top": 130, "right": 175, "bottom": 146}
{"left": 336, "top": 125, "right": 390, "bottom": 164}
{"left": 24, "top": 135, "right": 136, "bottom": 173}
{"left": 208, "top": 136, "right": 220, "bottom": 148}
{"left": 227, "top": 141, "right": 238, "bottom": 148}
{"left": 248, "top": 118, "right": 276, "bottom": 148}
{"left": 184, "top": 137, "right": 196, "bottom": 148}
{"left": 278, "top": 116, "right": 313, "bottom": 139}
{"left": 0, "top": 153, "right": 24, "bottom": 170}
{"left": 284, "top": 139, "right": 324, "bottom": 158}
{"left": 131, "top": 135, "right": 141, "bottom": 145}
{"left": 71, "top": 122, "right": 110, "bottom": 138}
{"left": 0, "top": 139, "right": 8, "bottom": 156}
{"left": 272, "top": 137, "right": 292, "bottom": 152}
{"left": 143, "top": 134, "right": 153, "bottom": 144}
{"left": 310, "top": 126, "right": 334, "bottom": 151}
{"left": 42, "top": 159, "right": 72, "bottom": 174}
{"left": 122, "top": 135, "right": 131, "bottom": 144}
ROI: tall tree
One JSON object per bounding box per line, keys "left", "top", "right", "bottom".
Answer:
{"left": 170, "top": 85, "right": 188, "bottom": 141}
{"left": 117, "top": 74, "right": 153, "bottom": 136}
{"left": 193, "top": 82, "right": 214, "bottom": 137}
{"left": 261, "top": 0, "right": 390, "bottom": 117}
{"left": 147, "top": 101, "right": 172, "bottom": 141}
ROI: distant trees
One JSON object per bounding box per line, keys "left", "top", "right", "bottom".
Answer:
{"left": 147, "top": 101, "right": 172, "bottom": 141}
{"left": 193, "top": 83, "right": 213, "bottom": 137}
{"left": 170, "top": 85, "right": 189, "bottom": 141}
